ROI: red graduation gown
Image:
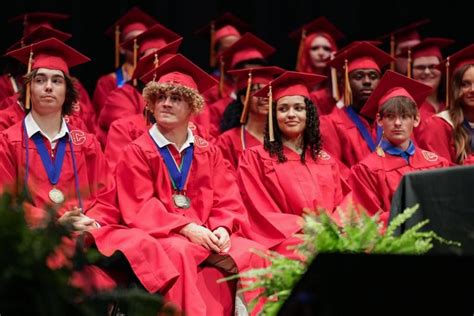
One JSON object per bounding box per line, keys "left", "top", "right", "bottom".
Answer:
{"left": 97, "top": 84, "right": 145, "bottom": 147}
{"left": 419, "top": 100, "right": 445, "bottom": 122}
{"left": 115, "top": 131, "right": 267, "bottom": 315}
{"left": 416, "top": 113, "right": 474, "bottom": 165}
{"left": 202, "top": 76, "right": 234, "bottom": 105}
{"left": 321, "top": 107, "right": 377, "bottom": 167}
{"left": 207, "top": 96, "right": 234, "bottom": 138}
{"left": 310, "top": 86, "right": 337, "bottom": 116}
{"left": 0, "top": 74, "right": 18, "bottom": 103}
{"left": 349, "top": 147, "right": 450, "bottom": 226}
{"left": 105, "top": 114, "right": 209, "bottom": 172}
{"left": 74, "top": 80, "right": 97, "bottom": 133}
{"left": 215, "top": 126, "right": 261, "bottom": 170}
{"left": 0, "top": 99, "right": 88, "bottom": 132}
{"left": 0, "top": 122, "right": 179, "bottom": 294}
{"left": 237, "top": 146, "right": 348, "bottom": 256}
{"left": 92, "top": 72, "right": 116, "bottom": 116}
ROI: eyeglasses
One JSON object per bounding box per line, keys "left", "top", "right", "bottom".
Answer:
{"left": 412, "top": 64, "right": 439, "bottom": 72}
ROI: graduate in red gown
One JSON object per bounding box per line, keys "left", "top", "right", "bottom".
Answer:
{"left": 321, "top": 42, "right": 394, "bottom": 167}
{"left": 92, "top": 7, "right": 158, "bottom": 117}
{"left": 0, "top": 38, "right": 180, "bottom": 297}
{"left": 97, "top": 24, "right": 181, "bottom": 147}
{"left": 405, "top": 38, "right": 454, "bottom": 122}
{"left": 207, "top": 33, "right": 275, "bottom": 138}
{"left": 238, "top": 71, "right": 350, "bottom": 259}
{"left": 290, "top": 17, "right": 345, "bottom": 115}
{"left": 215, "top": 66, "right": 284, "bottom": 169}
{"left": 195, "top": 12, "right": 250, "bottom": 105}
{"left": 379, "top": 19, "right": 430, "bottom": 76}
{"left": 417, "top": 44, "right": 474, "bottom": 165}
{"left": 115, "top": 54, "right": 268, "bottom": 315}
{"left": 348, "top": 71, "right": 450, "bottom": 227}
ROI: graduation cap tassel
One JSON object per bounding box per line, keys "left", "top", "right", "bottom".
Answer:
{"left": 390, "top": 34, "right": 395, "bottom": 71}
{"left": 25, "top": 50, "right": 34, "bottom": 110}
{"left": 407, "top": 48, "right": 412, "bottom": 79}
{"left": 295, "top": 29, "right": 306, "bottom": 71}
{"left": 133, "top": 38, "right": 138, "bottom": 86}
{"left": 153, "top": 52, "right": 159, "bottom": 69}
{"left": 114, "top": 25, "right": 120, "bottom": 69}
{"left": 343, "top": 59, "right": 352, "bottom": 105}
{"left": 331, "top": 66, "right": 340, "bottom": 101}
{"left": 445, "top": 57, "right": 450, "bottom": 108}
{"left": 240, "top": 71, "right": 253, "bottom": 124}
{"left": 219, "top": 58, "right": 224, "bottom": 98}
{"left": 210, "top": 22, "right": 216, "bottom": 68}
{"left": 268, "top": 85, "right": 275, "bottom": 142}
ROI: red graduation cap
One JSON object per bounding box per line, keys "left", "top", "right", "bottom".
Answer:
{"left": 6, "top": 25, "right": 72, "bottom": 52}
{"left": 6, "top": 37, "right": 90, "bottom": 74}
{"left": 227, "top": 66, "right": 285, "bottom": 123}
{"left": 329, "top": 41, "right": 394, "bottom": 73}
{"left": 218, "top": 32, "right": 275, "bottom": 70}
{"left": 328, "top": 42, "right": 394, "bottom": 105}
{"left": 140, "top": 54, "right": 217, "bottom": 94}
{"left": 289, "top": 16, "right": 345, "bottom": 44}
{"left": 9, "top": 12, "right": 69, "bottom": 37}
{"left": 121, "top": 23, "right": 181, "bottom": 70}
{"left": 398, "top": 37, "right": 454, "bottom": 60}
{"left": 337, "top": 40, "right": 382, "bottom": 56}
{"left": 360, "top": 70, "right": 432, "bottom": 120}
{"left": 132, "top": 38, "right": 182, "bottom": 80}
{"left": 195, "top": 12, "right": 250, "bottom": 67}
{"left": 253, "top": 71, "right": 326, "bottom": 141}
{"left": 104, "top": 7, "right": 159, "bottom": 68}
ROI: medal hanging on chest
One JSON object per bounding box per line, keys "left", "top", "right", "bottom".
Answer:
{"left": 152, "top": 134, "right": 194, "bottom": 209}
{"left": 172, "top": 193, "right": 191, "bottom": 209}
{"left": 32, "top": 132, "right": 68, "bottom": 204}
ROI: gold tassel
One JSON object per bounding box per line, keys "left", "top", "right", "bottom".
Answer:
{"left": 445, "top": 57, "right": 450, "bottom": 108}
{"left": 153, "top": 52, "right": 159, "bottom": 69}
{"left": 268, "top": 85, "right": 274, "bottom": 142}
{"left": 115, "top": 25, "right": 120, "bottom": 69}
{"left": 219, "top": 57, "right": 224, "bottom": 98}
{"left": 343, "top": 59, "right": 352, "bottom": 105}
{"left": 331, "top": 66, "right": 340, "bottom": 101}
{"left": 25, "top": 50, "right": 34, "bottom": 110}
{"left": 133, "top": 38, "right": 138, "bottom": 86}
{"left": 240, "top": 71, "right": 253, "bottom": 124}
{"left": 295, "top": 29, "right": 306, "bottom": 71}
{"left": 390, "top": 34, "right": 395, "bottom": 71}
{"left": 375, "top": 131, "right": 385, "bottom": 157}
{"left": 210, "top": 22, "right": 216, "bottom": 68}
{"left": 407, "top": 48, "right": 412, "bottom": 78}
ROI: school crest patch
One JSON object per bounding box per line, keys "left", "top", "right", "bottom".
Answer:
{"left": 70, "top": 130, "right": 86, "bottom": 145}
{"left": 318, "top": 150, "right": 331, "bottom": 160}
{"left": 194, "top": 135, "right": 208, "bottom": 148}
{"left": 421, "top": 150, "right": 438, "bottom": 162}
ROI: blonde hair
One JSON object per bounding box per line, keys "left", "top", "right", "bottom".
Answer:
{"left": 142, "top": 81, "right": 205, "bottom": 114}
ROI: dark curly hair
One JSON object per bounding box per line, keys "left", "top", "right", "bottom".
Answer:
{"left": 264, "top": 97, "right": 322, "bottom": 163}
{"left": 219, "top": 87, "right": 246, "bottom": 132}
{"left": 18, "top": 69, "right": 79, "bottom": 116}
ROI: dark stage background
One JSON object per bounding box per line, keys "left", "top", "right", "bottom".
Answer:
{"left": 1, "top": 0, "right": 472, "bottom": 95}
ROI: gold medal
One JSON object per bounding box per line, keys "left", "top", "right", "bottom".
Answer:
{"left": 173, "top": 194, "right": 191, "bottom": 209}
{"left": 49, "top": 188, "right": 65, "bottom": 204}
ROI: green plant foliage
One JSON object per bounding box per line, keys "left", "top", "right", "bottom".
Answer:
{"left": 223, "top": 204, "right": 460, "bottom": 316}
{"left": 0, "top": 192, "right": 166, "bottom": 316}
